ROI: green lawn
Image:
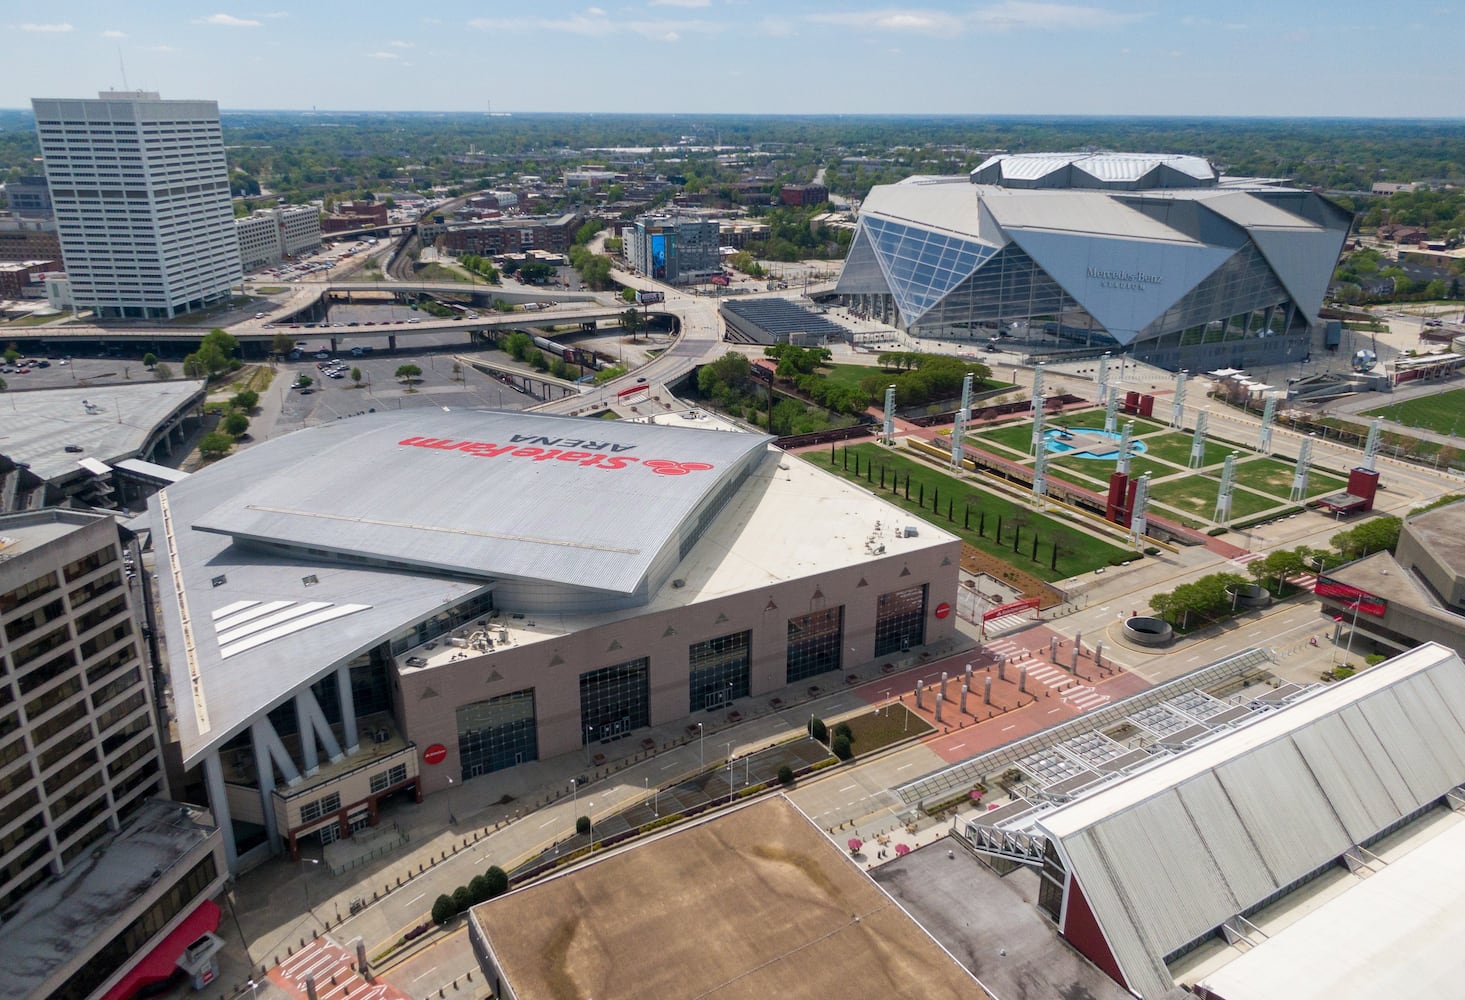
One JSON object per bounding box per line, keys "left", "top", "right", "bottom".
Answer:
{"left": 825, "top": 444, "right": 1136, "bottom": 580}
{"left": 833, "top": 705, "right": 934, "bottom": 756}
{"left": 1046, "top": 452, "right": 1178, "bottom": 487}
{"left": 970, "top": 419, "right": 1042, "bottom": 456}
{"left": 1363, "top": 388, "right": 1465, "bottom": 436}
{"left": 2, "top": 313, "right": 62, "bottom": 326}
{"left": 1142, "top": 431, "right": 1240, "bottom": 469}
{"left": 1147, "top": 476, "right": 1280, "bottom": 521}
{"left": 1232, "top": 457, "right": 1347, "bottom": 500}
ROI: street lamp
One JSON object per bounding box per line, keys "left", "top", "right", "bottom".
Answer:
{"left": 446, "top": 776, "right": 457, "bottom": 825}
{"left": 587, "top": 802, "right": 594, "bottom": 851}
{"left": 880, "top": 688, "right": 892, "bottom": 716}
{"left": 1343, "top": 598, "right": 1365, "bottom": 666}
{"left": 571, "top": 777, "right": 577, "bottom": 820}
{"left": 697, "top": 722, "right": 704, "bottom": 768}
{"left": 299, "top": 857, "right": 320, "bottom": 914}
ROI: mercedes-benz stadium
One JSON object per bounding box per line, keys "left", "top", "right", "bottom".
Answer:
{"left": 833, "top": 152, "right": 1351, "bottom": 371}
{"left": 144, "top": 410, "right": 959, "bottom": 868}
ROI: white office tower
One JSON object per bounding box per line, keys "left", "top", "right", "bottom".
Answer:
{"left": 31, "top": 92, "right": 242, "bottom": 319}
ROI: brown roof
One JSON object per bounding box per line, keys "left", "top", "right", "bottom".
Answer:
{"left": 471, "top": 796, "right": 992, "bottom": 1000}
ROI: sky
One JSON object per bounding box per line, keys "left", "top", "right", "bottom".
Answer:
{"left": 3, "top": 1, "right": 1461, "bottom": 118}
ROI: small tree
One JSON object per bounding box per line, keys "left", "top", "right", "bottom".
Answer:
{"left": 808, "top": 717, "right": 828, "bottom": 743}
{"left": 484, "top": 865, "right": 509, "bottom": 899}
{"left": 351, "top": 366, "right": 363, "bottom": 387}
{"left": 833, "top": 721, "right": 854, "bottom": 744}
{"left": 198, "top": 432, "right": 234, "bottom": 458}
{"left": 296, "top": 374, "right": 313, "bottom": 388}
{"left": 223, "top": 411, "right": 250, "bottom": 437}
{"left": 143, "top": 352, "right": 158, "bottom": 369}
{"left": 777, "top": 764, "right": 795, "bottom": 787}
{"left": 231, "top": 389, "right": 259, "bottom": 411}
{"left": 621, "top": 287, "right": 638, "bottom": 303}
{"left": 576, "top": 815, "right": 591, "bottom": 836}
{"left": 154, "top": 363, "right": 174, "bottom": 381}
{"left": 396, "top": 363, "right": 423, "bottom": 383}
{"left": 469, "top": 875, "right": 491, "bottom": 904}
{"left": 451, "top": 885, "right": 473, "bottom": 914}
{"left": 3, "top": 346, "right": 19, "bottom": 364}
{"left": 271, "top": 331, "right": 294, "bottom": 355}
{"left": 831, "top": 734, "right": 853, "bottom": 761}
{"left": 431, "top": 894, "right": 457, "bottom": 925}
{"left": 618, "top": 308, "right": 644, "bottom": 342}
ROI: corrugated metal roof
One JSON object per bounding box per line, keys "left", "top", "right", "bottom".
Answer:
{"left": 1040, "top": 643, "right": 1465, "bottom": 999}
{"left": 972, "top": 152, "right": 1216, "bottom": 187}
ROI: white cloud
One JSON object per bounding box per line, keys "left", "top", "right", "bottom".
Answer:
{"left": 20, "top": 22, "right": 74, "bottom": 33}
{"left": 388, "top": 39, "right": 415, "bottom": 48}
{"left": 367, "top": 51, "right": 400, "bottom": 60}
{"left": 469, "top": 12, "right": 719, "bottom": 39}
{"left": 806, "top": 8, "right": 965, "bottom": 36}
{"left": 194, "top": 13, "right": 262, "bottom": 28}
{"left": 101, "top": 29, "right": 127, "bottom": 38}
{"left": 650, "top": 0, "right": 711, "bottom": 6}
{"left": 807, "top": 2, "right": 1143, "bottom": 37}
{"left": 971, "top": 2, "right": 1146, "bottom": 31}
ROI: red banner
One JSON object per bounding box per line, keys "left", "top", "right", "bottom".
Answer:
{"left": 982, "top": 596, "right": 1041, "bottom": 621}
{"left": 1315, "top": 578, "right": 1387, "bottom": 617}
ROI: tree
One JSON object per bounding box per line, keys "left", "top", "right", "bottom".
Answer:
{"left": 518, "top": 260, "right": 556, "bottom": 284}
{"left": 154, "top": 363, "right": 174, "bottom": 381}
{"left": 621, "top": 287, "right": 638, "bottom": 303}
{"left": 198, "top": 432, "right": 234, "bottom": 458}
{"left": 395, "top": 363, "right": 423, "bottom": 383}
{"left": 831, "top": 734, "right": 853, "bottom": 761}
{"left": 808, "top": 717, "right": 828, "bottom": 743}
{"left": 231, "top": 389, "right": 259, "bottom": 411}
{"left": 143, "top": 352, "right": 157, "bottom": 369}
{"left": 833, "top": 721, "right": 854, "bottom": 743}
{"left": 451, "top": 885, "right": 473, "bottom": 913}
{"left": 271, "top": 331, "right": 295, "bottom": 355}
{"left": 777, "top": 764, "right": 795, "bottom": 787}
{"left": 618, "top": 308, "right": 644, "bottom": 341}
{"left": 223, "top": 411, "right": 250, "bottom": 437}
{"left": 576, "top": 815, "right": 591, "bottom": 836}
{"left": 295, "top": 374, "right": 313, "bottom": 388}
{"left": 431, "top": 894, "right": 457, "bottom": 925}
{"left": 468, "top": 875, "right": 492, "bottom": 904}
{"left": 351, "top": 366, "right": 363, "bottom": 386}
{"left": 484, "top": 865, "right": 509, "bottom": 899}
{"left": 3, "top": 346, "right": 19, "bottom": 364}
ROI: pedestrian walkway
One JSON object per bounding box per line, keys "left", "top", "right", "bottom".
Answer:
{"left": 1229, "top": 551, "right": 1265, "bottom": 570}
{"left": 269, "top": 936, "right": 407, "bottom": 1000}
{"left": 982, "top": 613, "right": 1036, "bottom": 636}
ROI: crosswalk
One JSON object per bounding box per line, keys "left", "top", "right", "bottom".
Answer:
{"left": 979, "top": 639, "right": 1112, "bottom": 712}
{"left": 982, "top": 613, "right": 1035, "bottom": 637}
{"left": 1230, "top": 551, "right": 1265, "bottom": 569}
{"left": 271, "top": 937, "right": 408, "bottom": 1000}
{"left": 1228, "top": 551, "right": 1317, "bottom": 592}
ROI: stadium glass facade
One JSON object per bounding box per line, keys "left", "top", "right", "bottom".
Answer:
{"left": 834, "top": 153, "right": 1351, "bottom": 373}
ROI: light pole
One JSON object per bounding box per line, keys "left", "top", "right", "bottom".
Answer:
{"left": 726, "top": 742, "right": 734, "bottom": 796}
{"left": 697, "top": 722, "right": 704, "bottom": 768}
{"left": 1343, "top": 599, "right": 1364, "bottom": 666}
{"left": 571, "top": 777, "right": 577, "bottom": 821}
{"left": 587, "top": 802, "right": 594, "bottom": 851}
{"left": 446, "top": 776, "right": 457, "bottom": 825}
{"left": 880, "top": 688, "right": 892, "bottom": 716}
{"left": 299, "top": 857, "right": 320, "bottom": 915}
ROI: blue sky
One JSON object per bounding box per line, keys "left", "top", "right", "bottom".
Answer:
{"left": 4, "top": 2, "right": 1459, "bottom": 117}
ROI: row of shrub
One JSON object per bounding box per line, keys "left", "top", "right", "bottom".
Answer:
{"left": 809, "top": 718, "right": 855, "bottom": 761}
{"left": 430, "top": 864, "right": 509, "bottom": 924}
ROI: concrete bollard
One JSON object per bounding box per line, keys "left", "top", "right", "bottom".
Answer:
{"left": 1094, "top": 641, "right": 1104, "bottom": 669}
{"left": 915, "top": 680, "right": 925, "bottom": 709}
{"left": 1019, "top": 665, "right": 1028, "bottom": 694}
{"left": 984, "top": 676, "right": 992, "bottom": 705}
{"left": 935, "top": 691, "right": 944, "bottom": 724}
{"left": 998, "top": 660, "right": 1006, "bottom": 682}
{"left": 1071, "top": 643, "right": 1079, "bottom": 671}
{"left": 1050, "top": 637, "right": 1059, "bottom": 661}
{"left": 964, "top": 662, "right": 973, "bottom": 688}
{"left": 960, "top": 683, "right": 969, "bottom": 715}
{"left": 941, "top": 671, "right": 948, "bottom": 693}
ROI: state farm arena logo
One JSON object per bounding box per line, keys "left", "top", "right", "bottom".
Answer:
{"left": 398, "top": 435, "right": 714, "bottom": 476}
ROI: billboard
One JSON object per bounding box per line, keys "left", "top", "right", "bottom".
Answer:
{"left": 1314, "top": 577, "right": 1387, "bottom": 617}
{"left": 635, "top": 289, "right": 664, "bottom": 305}
{"left": 650, "top": 233, "right": 668, "bottom": 280}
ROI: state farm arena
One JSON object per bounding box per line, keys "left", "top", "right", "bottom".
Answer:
{"left": 145, "top": 410, "right": 959, "bottom": 868}
{"left": 833, "top": 152, "right": 1351, "bottom": 372}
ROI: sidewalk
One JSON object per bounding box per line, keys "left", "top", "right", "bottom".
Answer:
{"left": 202, "top": 634, "right": 975, "bottom": 998}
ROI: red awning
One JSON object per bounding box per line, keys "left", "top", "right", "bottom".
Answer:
{"left": 102, "top": 898, "right": 221, "bottom": 1000}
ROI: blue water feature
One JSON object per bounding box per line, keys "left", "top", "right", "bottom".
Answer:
{"left": 1042, "top": 427, "right": 1148, "bottom": 460}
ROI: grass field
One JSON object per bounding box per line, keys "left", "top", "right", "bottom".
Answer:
{"left": 833, "top": 704, "right": 933, "bottom": 756}
{"left": 1147, "top": 476, "right": 1279, "bottom": 521}
{"left": 1141, "top": 432, "right": 1238, "bottom": 469}
{"left": 970, "top": 420, "right": 1040, "bottom": 456}
{"left": 1363, "top": 388, "right": 1465, "bottom": 436}
{"left": 1232, "top": 457, "right": 1347, "bottom": 499}
{"left": 1046, "top": 452, "right": 1177, "bottom": 487}
{"left": 827, "top": 443, "right": 1135, "bottom": 580}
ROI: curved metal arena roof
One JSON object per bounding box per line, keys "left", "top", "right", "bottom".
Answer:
{"left": 149, "top": 410, "right": 772, "bottom": 765}
{"left": 971, "top": 151, "right": 1218, "bottom": 188}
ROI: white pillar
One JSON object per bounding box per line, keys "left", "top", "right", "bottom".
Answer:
{"left": 338, "top": 664, "right": 359, "bottom": 755}
{"left": 203, "top": 751, "right": 238, "bottom": 872}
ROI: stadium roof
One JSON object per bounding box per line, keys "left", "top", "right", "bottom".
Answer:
{"left": 1035, "top": 641, "right": 1465, "bottom": 1000}
{"left": 971, "top": 151, "right": 1218, "bottom": 189}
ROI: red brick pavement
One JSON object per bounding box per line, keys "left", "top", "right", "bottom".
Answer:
{"left": 268, "top": 936, "right": 411, "bottom": 1000}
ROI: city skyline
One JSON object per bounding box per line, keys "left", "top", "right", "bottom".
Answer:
{"left": 3, "top": 0, "right": 1461, "bottom": 119}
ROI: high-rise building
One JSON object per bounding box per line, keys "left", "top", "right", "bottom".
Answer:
{"left": 235, "top": 204, "right": 322, "bottom": 272}
{"left": 0, "top": 510, "right": 227, "bottom": 1000}
{"left": 0, "top": 510, "right": 166, "bottom": 915}
{"left": 623, "top": 214, "right": 721, "bottom": 285}
{"left": 31, "top": 92, "right": 242, "bottom": 319}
